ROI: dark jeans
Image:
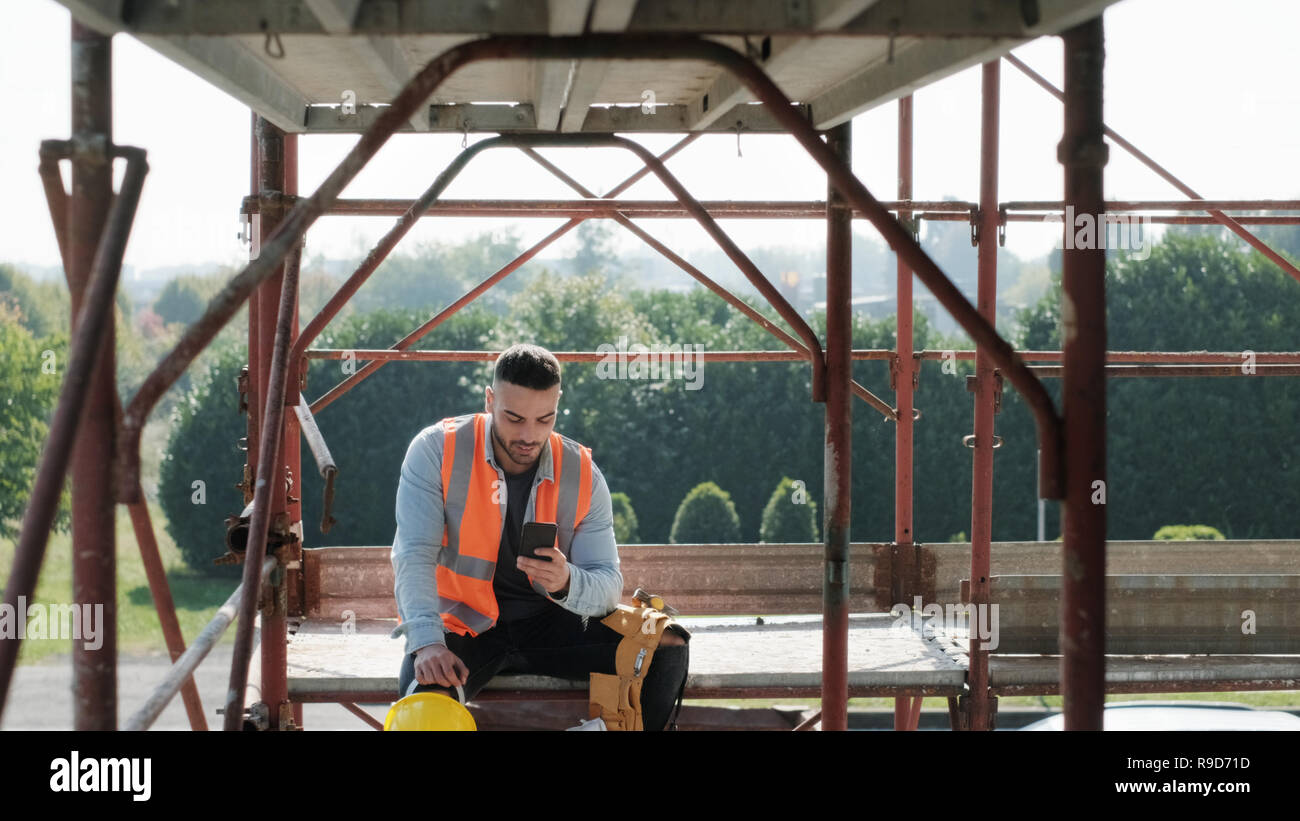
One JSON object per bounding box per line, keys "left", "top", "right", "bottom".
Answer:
{"left": 398, "top": 605, "right": 690, "bottom": 731}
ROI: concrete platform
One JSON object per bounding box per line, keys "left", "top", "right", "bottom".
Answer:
{"left": 286, "top": 613, "right": 969, "bottom": 702}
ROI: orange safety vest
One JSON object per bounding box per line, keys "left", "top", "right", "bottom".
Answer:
{"left": 434, "top": 412, "right": 594, "bottom": 637}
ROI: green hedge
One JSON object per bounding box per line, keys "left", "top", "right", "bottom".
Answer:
{"left": 758, "top": 476, "right": 819, "bottom": 542}
{"left": 610, "top": 491, "right": 640, "bottom": 544}
{"left": 669, "top": 481, "right": 741, "bottom": 543}
{"left": 1153, "top": 524, "right": 1226, "bottom": 540}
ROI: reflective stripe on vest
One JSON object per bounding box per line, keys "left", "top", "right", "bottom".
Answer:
{"left": 436, "top": 412, "right": 594, "bottom": 637}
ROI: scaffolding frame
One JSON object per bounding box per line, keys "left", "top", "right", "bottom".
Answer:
{"left": 4, "top": 16, "right": 1299, "bottom": 732}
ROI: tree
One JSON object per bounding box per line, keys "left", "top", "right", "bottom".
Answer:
{"left": 610, "top": 492, "right": 640, "bottom": 544}
{"left": 669, "top": 481, "right": 741, "bottom": 543}
{"left": 349, "top": 230, "right": 531, "bottom": 315}
{"left": 152, "top": 276, "right": 209, "bottom": 326}
{"left": 759, "top": 476, "right": 819, "bottom": 542}
{"left": 1014, "top": 231, "right": 1300, "bottom": 539}
{"left": 0, "top": 263, "right": 67, "bottom": 338}
{"left": 0, "top": 312, "right": 70, "bottom": 538}
{"left": 570, "top": 221, "right": 625, "bottom": 284}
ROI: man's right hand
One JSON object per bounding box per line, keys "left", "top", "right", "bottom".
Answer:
{"left": 413, "top": 644, "right": 470, "bottom": 688}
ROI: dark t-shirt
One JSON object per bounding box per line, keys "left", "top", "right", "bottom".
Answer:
{"left": 493, "top": 460, "right": 550, "bottom": 622}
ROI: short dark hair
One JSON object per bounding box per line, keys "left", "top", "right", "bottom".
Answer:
{"left": 493, "top": 343, "right": 561, "bottom": 391}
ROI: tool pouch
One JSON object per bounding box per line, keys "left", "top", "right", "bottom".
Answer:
{"left": 588, "top": 604, "right": 676, "bottom": 731}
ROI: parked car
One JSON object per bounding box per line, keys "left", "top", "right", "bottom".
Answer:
{"left": 1019, "top": 701, "right": 1300, "bottom": 731}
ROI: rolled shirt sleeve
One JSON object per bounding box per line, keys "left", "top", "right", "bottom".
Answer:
{"left": 389, "top": 425, "right": 448, "bottom": 655}
{"left": 548, "top": 463, "right": 623, "bottom": 617}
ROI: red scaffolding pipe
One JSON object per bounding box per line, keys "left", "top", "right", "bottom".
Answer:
{"left": 965, "top": 59, "right": 1001, "bottom": 732}
{"left": 1059, "top": 18, "right": 1108, "bottom": 732}
{"left": 319, "top": 198, "right": 980, "bottom": 217}
{"left": 893, "top": 93, "right": 919, "bottom": 732}
{"left": 33, "top": 133, "right": 207, "bottom": 731}
{"left": 313, "top": 197, "right": 1300, "bottom": 221}
{"left": 0, "top": 141, "right": 148, "bottom": 724}
{"left": 67, "top": 21, "right": 118, "bottom": 732}
{"left": 919, "top": 212, "right": 1300, "bottom": 226}
{"left": 94, "top": 33, "right": 1113, "bottom": 735}
{"left": 821, "top": 121, "right": 853, "bottom": 732}
{"left": 918, "top": 350, "right": 1300, "bottom": 363}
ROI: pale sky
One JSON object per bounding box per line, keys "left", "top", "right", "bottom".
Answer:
{"left": 2, "top": 0, "right": 1298, "bottom": 276}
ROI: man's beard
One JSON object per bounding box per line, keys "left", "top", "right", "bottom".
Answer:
{"left": 494, "top": 429, "right": 539, "bottom": 467}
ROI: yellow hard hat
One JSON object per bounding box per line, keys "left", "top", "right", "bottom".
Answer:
{"left": 385, "top": 683, "right": 477, "bottom": 731}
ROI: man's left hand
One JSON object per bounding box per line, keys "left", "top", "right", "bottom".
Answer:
{"left": 518, "top": 547, "right": 570, "bottom": 595}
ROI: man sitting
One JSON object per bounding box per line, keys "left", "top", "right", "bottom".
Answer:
{"left": 391, "top": 343, "right": 688, "bottom": 730}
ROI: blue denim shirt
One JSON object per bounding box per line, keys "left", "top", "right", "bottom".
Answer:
{"left": 389, "top": 414, "right": 623, "bottom": 655}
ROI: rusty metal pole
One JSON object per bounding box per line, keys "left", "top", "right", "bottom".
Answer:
{"left": 822, "top": 122, "right": 853, "bottom": 732}
{"left": 274, "top": 131, "right": 301, "bottom": 730}
{"left": 31, "top": 144, "right": 203, "bottom": 729}
{"left": 964, "top": 60, "right": 1002, "bottom": 732}
{"left": 68, "top": 20, "right": 117, "bottom": 731}
{"left": 0, "top": 142, "right": 145, "bottom": 722}
{"left": 282, "top": 132, "right": 305, "bottom": 731}
{"left": 246, "top": 112, "right": 262, "bottom": 509}
{"left": 223, "top": 243, "right": 299, "bottom": 731}
{"left": 125, "top": 499, "right": 207, "bottom": 730}
{"left": 249, "top": 117, "right": 295, "bottom": 730}
{"left": 893, "top": 94, "right": 918, "bottom": 732}
{"left": 1059, "top": 18, "right": 1108, "bottom": 732}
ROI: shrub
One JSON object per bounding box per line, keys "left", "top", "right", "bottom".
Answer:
{"left": 669, "top": 481, "right": 741, "bottom": 544}
{"left": 1153, "top": 524, "right": 1226, "bottom": 540}
{"left": 159, "top": 341, "right": 248, "bottom": 578}
{"left": 758, "top": 476, "right": 819, "bottom": 542}
{"left": 610, "top": 491, "right": 640, "bottom": 544}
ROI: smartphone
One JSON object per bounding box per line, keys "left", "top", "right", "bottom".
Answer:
{"left": 520, "top": 521, "right": 558, "bottom": 561}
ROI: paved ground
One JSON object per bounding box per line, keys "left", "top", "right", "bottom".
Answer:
{"left": 1, "top": 642, "right": 389, "bottom": 731}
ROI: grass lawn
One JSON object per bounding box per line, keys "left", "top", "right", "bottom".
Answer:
{"left": 0, "top": 502, "right": 239, "bottom": 665}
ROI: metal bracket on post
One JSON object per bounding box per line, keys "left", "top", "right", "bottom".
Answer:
{"left": 898, "top": 213, "right": 920, "bottom": 244}
{"left": 69, "top": 133, "right": 110, "bottom": 167}
{"left": 891, "top": 354, "right": 922, "bottom": 394}
{"left": 241, "top": 191, "right": 302, "bottom": 224}
{"left": 969, "top": 207, "right": 981, "bottom": 246}
{"left": 964, "top": 370, "right": 1004, "bottom": 413}
{"left": 237, "top": 366, "right": 250, "bottom": 414}
{"left": 285, "top": 466, "right": 298, "bottom": 506}
{"left": 219, "top": 700, "right": 269, "bottom": 731}
{"left": 825, "top": 559, "right": 846, "bottom": 586}
{"left": 258, "top": 526, "right": 294, "bottom": 620}
{"left": 278, "top": 702, "right": 302, "bottom": 731}
{"left": 235, "top": 463, "right": 253, "bottom": 506}
{"left": 948, "top": 694, "right": 998, "bottom": 731}
{"left": 997, "top": 206, "right": 1008, "bottom": 247}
